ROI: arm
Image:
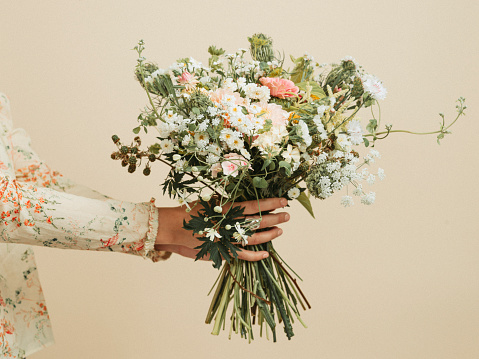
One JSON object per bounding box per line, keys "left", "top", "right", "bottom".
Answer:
{"left": 0, "top": 173, "right": 166, "bottom": 261}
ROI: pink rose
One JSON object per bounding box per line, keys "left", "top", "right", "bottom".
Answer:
{"left": 259, "top": 77, "right": 299, "bottom": 99}
{"left": 221, "top": 153, "right": 251, "bottom": 177}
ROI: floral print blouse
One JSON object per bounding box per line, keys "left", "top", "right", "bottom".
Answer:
{"left": 0, "top": 93, "right": 170, "bottom": 358}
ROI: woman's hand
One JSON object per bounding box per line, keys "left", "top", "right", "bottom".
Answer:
{"left": 154, "top": 198, "right": 290, "bottom": 261}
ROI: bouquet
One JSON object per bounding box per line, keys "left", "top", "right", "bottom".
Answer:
{"left": 110, "top": 34, "right": 465, "bottom": 342}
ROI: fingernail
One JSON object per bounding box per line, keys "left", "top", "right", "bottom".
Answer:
{"left": 277, "top": 228, "right": 283, "bottom": 236}
{"left": 284, "top": 213, "right": 290, "bottom": 221}
{"left": 280, "top": 198, "right": 287, "bottom": 207}
{"left": 262, "top": 253, "right": 269, "bottom": 259}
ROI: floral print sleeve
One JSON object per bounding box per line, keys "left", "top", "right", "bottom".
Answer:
{"left": 0, "top": 174, "right": 161, "bottom": 259}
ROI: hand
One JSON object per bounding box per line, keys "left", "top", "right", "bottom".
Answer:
{"left": 154, "top": 198, "right": 290, "bottom": 261}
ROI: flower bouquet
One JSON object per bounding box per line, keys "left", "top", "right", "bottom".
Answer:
{"left": 110, "top": 34, "right": 465, "bottom": 341}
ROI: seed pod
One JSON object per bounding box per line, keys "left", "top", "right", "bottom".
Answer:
{"left": 148, "top": 154, "right": 156, "bottom": 162}
{"left": 128, "top": 156, "right": 137, "bottom": 164}
{"left": 130, "top": 147, "right": 138, "bottom": 154}
{"left": 128, "top": 164, "right": 136, "bottom": 173}
{"left": 120, "top": 146, "right": 129, "bottom": 154}
{"left": 111, "top": 152, "right": 119, "bottom": 160}
{"left": 112, "top": 135, "right": 120, "bottom": 144}
{"left": 121, "top": 158, "right": 128, "bottom": 167}
{"left": 312, "top": 133, "right": 322, "bottom": 144}
{"left": 143, "top": 167, "right": 151, "bottom": 176}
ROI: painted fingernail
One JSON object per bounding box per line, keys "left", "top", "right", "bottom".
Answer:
{"left": 262, "top": 253, "right": 269, "bottom": 259}
{"left": 284, "top": 213, "right": 290, "bottom": 221}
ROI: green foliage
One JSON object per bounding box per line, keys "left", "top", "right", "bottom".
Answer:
{"left": 296, "top": 191, "right": 315, "bottom": 218}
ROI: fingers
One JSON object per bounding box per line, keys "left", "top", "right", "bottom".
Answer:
{"left": 224, "top": 198, "right": 288, "bottom": 215}
{"left": 248, "top": 212, "right": 290, "bottom": 229}
{"left": 237, "top": 248, "right": 270, "bottom": 261}
{"left": 247, "top": 226, "right": 283, "bottom": 245}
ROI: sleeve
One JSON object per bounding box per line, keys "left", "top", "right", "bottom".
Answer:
{"left": 0, "top": 92, "right": 171, "bottom": 262}
{"left": 0, "top": 173, "right": 171, "bottom": 262}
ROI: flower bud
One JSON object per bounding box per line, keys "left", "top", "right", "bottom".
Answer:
{"left": 201, "top": 193, "right": 211, "bottom": 201}
{"left": 225, "top": 224, "right": 232, "bottom": 230}
{"left": 214, "top": 206, "right": 222, "bottom": 213}
{"left": 197, "top": 176, "right": 204, "bottom": 181}
{"left": 173, "top": 154, "right": 182, "bottom": 161}
{"left": 112, "top": 135, "right": 120, "bottom": 144}
{"left": 191, "top": 166, "right": 199, "bottom": 172}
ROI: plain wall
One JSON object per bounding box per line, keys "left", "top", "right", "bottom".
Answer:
{"left": 1, "top": 0, "right": 478, "bottom": 358}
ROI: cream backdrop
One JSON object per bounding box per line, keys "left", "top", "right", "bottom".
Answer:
{"left": 1, "top": 1, "right": 478, "bottom": 358}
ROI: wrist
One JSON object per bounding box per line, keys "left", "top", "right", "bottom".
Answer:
{"left": 155, "top": 206, "right": 180, "bottom": 246}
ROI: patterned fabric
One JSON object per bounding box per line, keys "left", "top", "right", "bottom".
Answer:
{"left": 0, "top": 92, "right": 170, "bottom": 358}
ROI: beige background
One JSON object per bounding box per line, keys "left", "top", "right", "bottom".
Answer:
{"left": 1, "top": 0, "right": 478, "bottom": 358}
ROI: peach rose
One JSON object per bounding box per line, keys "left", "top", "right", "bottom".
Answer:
{"left": 259, "top": 77, "right": 299, "bottom": 99}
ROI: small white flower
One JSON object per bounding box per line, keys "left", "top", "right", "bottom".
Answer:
{"left": 361, "top": 191, "right": 376, "bottom": 205}
{"left": 353, "top": 184, "right": 363, "bottom": 196}
{"left": 340, "top": 195, "right": 354, "bottom": 207}
{"left": 172, "top": 154, "right": 182, "bottom": 161}
{"left": 233, "top": 222, "right": 249, "bottom": 245}
{"left": 377, "top": 168, "right": 386, "bottom": 180}
{"left": 362, "top": 74, "right": 387, "bottom": 101}
{"left": 288, "top": 187, "right": 301, "bottom": 199}
{"left": 160, "top": 139, "right": 174, "bottom": 154}
{"left": 366, "top": 174, "right": 376, "bottom": 185}
{"left": 205, "top": 228, "right": 222, "bottom": 241}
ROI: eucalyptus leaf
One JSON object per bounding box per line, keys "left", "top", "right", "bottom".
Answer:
{"left": 253, "top": 176, "right": 268, "bottom": 189}
{"left": 297, "top": 192, "right": 315, "bottom": 218}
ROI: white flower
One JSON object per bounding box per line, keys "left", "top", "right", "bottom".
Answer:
{"left": 221, "top": 78, "right": 238, "bottom": 92}
{"left": 340, "top": 195, "right": 354, "bottom": 207}
{"left": 377, "top": 168, "right": 386, "bottom": 180}
{"left": 195, "top": 132, "right": 210, "bottom": 148}
{"left": 181, "top": 134, "right": 191, "bottom": 147}
{"left": 160, "top": 139, "right": 174, "bottom": 154}
{"left": 362, "top": 74, "right": 387, "bottom": 101}
{"left": 233, "top": 222, "right": 249, "bottom": 245}
{"left": 237, "top": 77, "right": 247, "bottom": 89}
{"left": 197, "top": 120, "right": 210, "bottom": 132}
{"left": 366, "top": 174, "right": 376, "bottom": 185}
{"left": 288, "top": 187, "right": 301, "bottom": 199}
{"left": 316, "top": 105, "right": 329, "bottom": 117}
{"left": 172, "top": 154, "right": 182, "bottom": 161}
{"left": 353, "top": 184, "right": 363, "bottom": 196}
{"left": 211, "top": 117, "right": 221, "bottom": 126}
{"left": 243, "top": 83, "right": 270, "bottom": 102}
{"left": 282, "top": 144, "right": 301, "bottom": 164}
{"left": 369, "top": 149, "right": 381, "bottom": 158}
{"left": 206, "top": 153, "right": 219, "bottom": 164}
{"left": 297, "top": 120, "right": 312, "bottom": 147}
{"left": 360, "top": 191, "right": 376, "bottom": 205}
{"left": 347, "top": 119, "right": 364, "bottom": 145}
{"left": 205, "top": 228, "right": 222, "bottom": 241}
{"left": 174, "top": 159, "right": 186, "bottom": 173}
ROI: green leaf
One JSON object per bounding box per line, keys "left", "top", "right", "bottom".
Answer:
{"left": 132, "top": 126, "right": 141, "bottom": 134}
{"left": 261, "top": 159, "right": 272, "bottom": 171}
{"left": 149, "top": 143, "right": 161, "bottom": 154}
{"left": 278, "top": 161, "right": 291, "bottom": 175}
{"left": 296, "top": 82, "right": 326, "bottom": 100}
{"left": 297, "top": 191, "right": 315, "bottom": 218}
{"left": 252, "top": 176, "right": 268, "bottom": 189}
{"left": 192, "top": 107, "right": 200, "bottom": 115}
{"left": 366, "top": 119, "right": 378, "bottom": 134}
{"left": 363, "top": 137, "right": 370, "bottom": 147}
